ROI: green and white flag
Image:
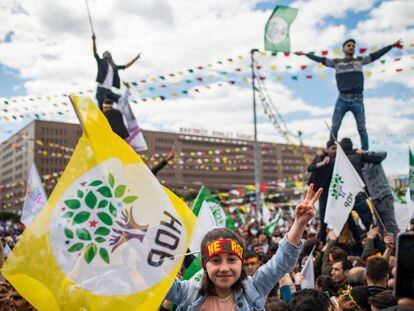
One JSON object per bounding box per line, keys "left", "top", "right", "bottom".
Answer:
{"left": 392, "top": 189, "right": 414, "bottom": 232}
{"left": 409, "top": 147, "right": 414, "bottom": 201}
{"left": 325, "top": 143, "right": 365, "bottom": 236}
{"left": 264, "top": 5, "right": 298, "bottom": 53}
{"left": 263, "top": 209, "right": 283, "bottom": 236}
{"left": 189, "top": 186, "right": 235, "bottom": 253}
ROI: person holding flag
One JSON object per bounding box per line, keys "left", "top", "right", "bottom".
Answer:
{"left": 295, "top": 39, "right": 403, "bottom": 150}
{"left": 92, "top": 34, "right": 141, "bottom": 110}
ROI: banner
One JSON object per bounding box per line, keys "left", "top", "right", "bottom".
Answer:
{"left": 20, "top": 163, "right": 48, "bottom": 227}
{"left": 325, "top": 143, "right": 365, "bottom": 236}
{"left": 264, "top": 5, "right": 298, "bottom": 53}
{"left": 117, "top": 88, "right": 148, "bottom": 152}
{"left": 2, "top": 95, "right": 196, "bottom": 310}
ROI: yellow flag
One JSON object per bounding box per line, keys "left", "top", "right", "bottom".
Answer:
{"left": 3, "top": 96, "right": 196, "bottom": 310}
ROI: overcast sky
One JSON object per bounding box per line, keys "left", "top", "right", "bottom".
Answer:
{"left": 0, "top": 0, "right": 413, "bottom": 176}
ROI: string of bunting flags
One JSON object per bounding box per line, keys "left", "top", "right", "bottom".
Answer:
{"left": 0, "top": 43, "right": 413, "bottom": 121}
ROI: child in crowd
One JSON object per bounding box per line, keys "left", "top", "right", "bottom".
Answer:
{"left": 165, "top": 184, "right": 322, "bottom": 310}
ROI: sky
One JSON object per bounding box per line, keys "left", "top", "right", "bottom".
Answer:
{"left": 0, "top": 0, "right": 413, "bottom": 176}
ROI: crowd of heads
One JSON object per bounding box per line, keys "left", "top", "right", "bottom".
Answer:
{"left": 1, "top": 142, "right": 414, "bottom": 310}
{"left": 170, "top": 196, "right": 413, "bottom": 310}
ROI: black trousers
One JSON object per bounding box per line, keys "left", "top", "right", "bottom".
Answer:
{"left": 96, "top": 86, "right": 121, "bottom": 110}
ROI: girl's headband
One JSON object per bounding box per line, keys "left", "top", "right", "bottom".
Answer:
{"left": 201, "top": 238, "right": 244, "bottom": 269}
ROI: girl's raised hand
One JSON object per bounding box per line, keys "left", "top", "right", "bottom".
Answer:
{"left": 295, "top": 183, "right": 323, "bottom": 225}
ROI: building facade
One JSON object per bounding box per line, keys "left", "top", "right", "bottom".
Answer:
{"left": 1, "top": 120, "right": 314, "bottom": 213}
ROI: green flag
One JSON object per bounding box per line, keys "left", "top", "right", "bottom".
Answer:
{"left": 263, "top": 210, "right": 283, "bottom": 236}
{"left": 409, "top": 147, "right": 414, "bottom": 201}
{"left": 264, "top": 5, "right": 298, "bottom": 53}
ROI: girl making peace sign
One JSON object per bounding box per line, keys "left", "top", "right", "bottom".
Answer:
{"left": 166, "top": 184, "right": 323, "bottom": 310}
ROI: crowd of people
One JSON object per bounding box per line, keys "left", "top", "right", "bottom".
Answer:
{"left": 0, "top": 32, "right": 412, "bottom": 310}
{"left": 0, "top": 160, "right": 413, "bottom": 310}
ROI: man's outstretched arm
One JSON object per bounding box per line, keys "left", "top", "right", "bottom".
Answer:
{"left": 92, "top": 33, "right": 98, "bottom": 58}
{"left": 363, "top": 39, "right": 402, "bottom": 64}
{"left": 123, "top": 53, "right": 141, "bottom": 69}
{"left": 295, "top": 51, "right": 335, "bottom": 68}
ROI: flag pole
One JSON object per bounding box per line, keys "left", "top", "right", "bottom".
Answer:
{"left": 251, "top": 48, "right": 262, "bottom": 221}
{"left": 84, "top": 0, "right": 95, "bottom": 35}
{"left": 323, "top": 120, "right": 387, "bottom": 234}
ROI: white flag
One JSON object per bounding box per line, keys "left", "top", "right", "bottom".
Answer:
{"left": 262, "top": 202, "right": 271, "bottom": 225}
{"left": 21, "top": 163, "right": 47, "bottom": 227}
{"left": 117, "top": 88, "right": 148, "bottom": 152}
{"left": 301, "top": 250, "right": 315, "bottom": 289}
{"left": 188, "top": 202, "right": 217, "bottom": 253}
{"left": 325, "top": 143, "right": 365, "bottom": 236}
{"left": 394, "top": 189, "right": 414, "bottom": 231}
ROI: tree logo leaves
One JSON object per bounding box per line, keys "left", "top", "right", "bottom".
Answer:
{"left": 61, "top": 172, "right": 141, "bottom": 265}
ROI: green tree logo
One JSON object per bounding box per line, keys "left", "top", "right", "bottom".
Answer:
{"left": 330, "top": 174, "right": 346, "bottom": 200}
{"left": 60, "top": 172, "right": 146, "bottom": 264}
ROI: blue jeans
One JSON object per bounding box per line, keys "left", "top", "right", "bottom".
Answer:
{"left": 331, "top": 95, "right": 369, "bottom": 150}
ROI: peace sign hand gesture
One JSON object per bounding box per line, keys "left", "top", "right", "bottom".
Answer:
{"left": 295, "top": 183, "right": 323, "bottom": 225}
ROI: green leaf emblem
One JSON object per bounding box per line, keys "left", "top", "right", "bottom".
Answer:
{"left": 64, "top": 199, "right": 80, "bottom": 210}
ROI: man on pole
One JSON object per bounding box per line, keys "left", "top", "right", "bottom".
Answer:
{"left": 295, "top": 39, "right": 402, "bottom": 150}
{"left": 92, "top": 33, "right": 141, "bottom": 110}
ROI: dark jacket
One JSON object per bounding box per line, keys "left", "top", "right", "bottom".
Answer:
{"left": 95, "top": 54, "right": 125, "bottom": 89}
{"left": 343, "top": 150, "right": 384, "bottom": 178}
{"left": 103, "top": 109, "right": 129, "bottom": 139}
{"left": 362, "top": 152, "right": 390, "bottom": 200}
{"left": 308, "top": 152, "right": 335, "bottom": 192}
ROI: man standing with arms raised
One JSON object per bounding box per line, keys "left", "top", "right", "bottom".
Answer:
{"left": 92, "top": 34, "right": 141, "bottom": 110}
{"left": 296, "top": 39, "right": 402, "bottom": 150}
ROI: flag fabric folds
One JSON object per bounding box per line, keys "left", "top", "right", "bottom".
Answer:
{"left": 301, "top": 248, "right": 315, "bottom": 289}
{"left": 262, "top": 201, "right": 271, "bottom": 225}
{"left": 117, "top": 88, "right": 148, "bottom": 152}
{"left": 189, "top": 186, "right": 234, "bottom": 252}
{"left": 265, "top": 5, "right": 298, "bottom": 53}
{"left": 3, "top": 95, "right": 196, "bottom": 310}
{"left": 21, "top": 163, "right": 48, "bottom": 227}
{"left": 325, "top": 142, "right": 365, "bottom": 236}
{"left": 393, "top": 189, "right": 414, "bottom": 231}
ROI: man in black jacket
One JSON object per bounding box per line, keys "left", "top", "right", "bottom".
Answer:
{"left": 92, "top": 34, "right": 140, "bottom": 110}
{"left": 308, "top": 140, "right": 337, "bottom": 243}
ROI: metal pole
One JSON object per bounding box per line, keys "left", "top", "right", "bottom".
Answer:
{"left": 251, "top": 48, "right": 261, "bottom": 220}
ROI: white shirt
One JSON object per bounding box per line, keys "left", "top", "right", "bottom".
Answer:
{"left": 98, "top": 64, "right": 114, "bottom": 89}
